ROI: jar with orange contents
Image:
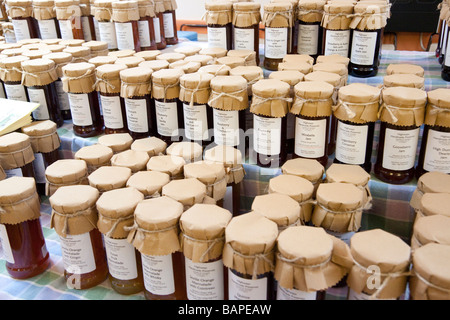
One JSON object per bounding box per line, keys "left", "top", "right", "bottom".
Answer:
{"left": 55, "top": 0, "right": 85, "bottom": 40}
{"left": 153, "top": 0, "right": 167, "bottom": 49}
{"left": 112, "top": 0, "right": 141, "bottom": 52}
{"left": 137, "top": 0, "right": 157, "bottom": 50}
{"left": 161, "top": 0, "right": 178, "bottom": 45}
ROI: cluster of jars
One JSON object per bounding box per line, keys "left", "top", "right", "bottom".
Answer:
{"left": 0, "top": 0, "right": 178, "bottom": 51}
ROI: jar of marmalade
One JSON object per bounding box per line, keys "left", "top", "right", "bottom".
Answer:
{"left": 32, "top": 0, "right": 62, "bottom": 39}
{"left": 232, "top": 2, "right": 261, "bottom": 65}
{"left": 0, "top": 177, "right": 50, "bottom": 279}
{"left": 112, "top": 0, "right": 141, "bottom": 52}
{"left": 0, "top": 132, "right": 36, "bottom": 180}
{"left": 204, "top": 1, "right": 233, "bottom": 50}
{"left": 161, "top": 0, "right": 178, "bottom": 45}
{"left": 50, "top": 185, "right": 109, "bottom": 290}
{"left": 95, "top": 0, "right": 118, "bottom": 51}
{"left": 137, "top": 0, "right": 158, "bottom": 51}
{"left": 6, "top": 0, "right": 39, "bottom": 41}
{"left": 321, "top": 2, "right": 353, "bottom": 58}
{"left": 153, "top": 0, "right": 167, "bottom": 49}
{"left": 55, "top": 0, "right": 85, "bottom": 40}
{"left": 97, "top": 187, "right": 145, "bottom": 295}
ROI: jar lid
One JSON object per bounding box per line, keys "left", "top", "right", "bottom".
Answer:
{"left": 174, "top": 45, "right": 202, "bottom": 57}
{"left": 120, "top": 66, "right": 153, "bottom": 97}
{"left": 110, "top": 149, "right": 150, "bottom": 173}
{"left": 139, "top": 59, "right": 169, "bottom": 71}
{"left": 95, "top": 63, "right": 127, "bottom": 93}
{"left": 62, "top": 62, "right": 96, "bottom": 94}
{"left": 282, "top": 54, "right": 314, "bottom": 65}
{"left": 162, "top": 178, "right": 207, "bottom": 208}
{"left": 0, "top": 55, "right": 29, "bottom": 82}
{"left": 293, "top": 80, "right": 334, "bottom": 99}
{"left": 130, "top": 136, "right": 167, "bottom": 157}
{"left": 281, "top": 158, "right": 324, "bottom": 183}
{"left": 115, "top": 55, "right": 145, "bottom": 68}
{"left": 137, "top": 0, "right": 156, "bottom": 17}
{"left": 383, "top": 73, "right": 425, "bottom": 89}
{"left": 134, "top": 50, "right": 161, "bottom": 61}
{"left": 269, "top": 70, "right": 304, "bottom": 87}
{"left": 82, "top": 40, "right": 109, "bottom": 55}
{"left": 199, "top": 47, "right": 228, "bottom": 59}
{"left": 166, "top": 141, "right": 203, "bottom": 163}
{"left": 233, "top": 1, "right": 261, "bottom": 11}
{"left": 251, "top": 193, "right": 301, "bottom": 229}
{"left": 146, "top": 154, "right": 186, "bottom": 178}
{"left": 216, "top": 56, "right": 246, "bottom": 69}
{"left": 6, "top": 0, "right": 33, "bottom": 17}
{"left": 1, "top": 48, "right": 26, "bottom": 57}
{"left": 63, "top": 46, "right": 91, "bottom": 62}
{"left": 184, "top": 54, "right": 214, "bottom": 66}
{"left": 304, "top": 70, "right": 341, "bottom": 87}
{"left": 314, "top": 60, "right": 349, "bottom": 75}
{"left": 413, "top": 215, "right": 450, "bottom": 249}
{"left": 97, "top": 132, "right": 133, "bottom": 153}
{"left": 59, "top": 39, "right": 85, "bottom": 47}
{"left": 198, "top": 64, "right": 231, "bottom": 76}
{"left": 108, "top": 49, "right": 136, "bottom": 58}
{"left": 335, "top": 83, "right": 381, "bottom": 123}
{"left": 22, "top": 48, "right": 53, "bottom": 60}
{"left": 42, "top": 38, "right": 62, "bottom": 45}
{"left": 169, "top": 60, "right": 201, "bottom": 74}
{"left": 0, "top": 176, "right": 35, "bottom": 203}
{"left": 227, "top": 49, "right": 257, "bottom": 66}
{"left": 380, "top": 87, "right": 427, "bottom": 126}
{"left": 179, "top": 72, "right": 214, "bottom": 104}
{"left": 88, "top": 165, "right": 132, "bottom": 192}
{"left": 156, "top": 52, "right": 186, "bottom": 63}
{"left": 205, "top": 0, "right": 232, "bottom": 11}
{"left": 427, "top": 88, "right": 450, "bottom": 109}
{"left": 386, "top": 63, "right": 425, "bottom": 77}
{"left": 278, "top": 61, "right": 312, "bottom": 75}
{"left": 410, "top": 171, "right": 450, "bottom": 210}
{"left": 268, "top": 174, "right": 314, "bottom": 202}
{"left": 0, "top": 132, "right": 34, "bottom": 169}
{"left": 45, "top": 159, "right": 88, "bottom": 184}
{"left": 126, "top": 170, "right": 170, "bottom": 197}
{"left": 209, "top": 75, "right": 249, "bottom": 111}
{"left": 20, "top": 120, "right": 60, "bottom": 153}
{"left": 325, "top": 163, "right": 370, "bottom": 187}
{"left": 250, "top": 78, "right": 291, "bottom": 118}
{"left": 381, "top": 86, "right": 428, "bottom": 107}
{"left": 46, "top": 44, "right": 66, "bottom": 53}
{"left": 88, "top": 55, "right": 117, "bottom": 67}
{"left": 183, "top": 160, "right": 227, "bottom": 201}
{"left": 74, "top": 144, "right": 114, "bottom": 166}
{"left": 419, "top": 193, "right": 450, "bottom": 218}
{"left": 229, "top": 65, "right": 264, "bottom": 83}
{"left": 316, "top": 182, "right": 364, "bottom": 210}
{"left": 112, "top": 0, "right": 140, "bottom": 22}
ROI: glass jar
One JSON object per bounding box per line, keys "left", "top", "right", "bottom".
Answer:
{"left": 263, "top": 3, "right": 293, "bottom": 71}
{"left": 137, "top": 0, "right": 158, "bottom": 51}
{"left": 120, "top": 66, "right": 154, "bottom": 139}
{"left": 21, "top": 58, "right": 64, "bottom": 127}
{"left": 6, "top": 0, "right": 40, "bottom": 41}
{"left": 180, "top": 203, "right": 232, "bottom": 300}
{"left": 179, "top": 72, "right": 214, "bottom": 146}
{"left": 126, "top": 169, "right": 170, "bottom": 199}
{"left": 32, "top": 0, "right": 62, "bottom": 39}
{"left": 387, "top": 63, "right": 425, "bottom": 78}
{"left": 271, "top": 0, "right": 298, "bottom": 55}
{"left": 0, "top": 177, "right": 50, "bottom": 279}
{"left": 0, "top": 132, "right": 36, "bottom": 180}
{"left": 45, "top": 159, "right": 89, "bottom": 196}
{"left": 55, "top": 0, "right": 85, "bottom": 40}
{"left": 75, "top": 143, "right": 113, "bottom": 174}
{"left": 110, "top": 149, "right": 150, "bottom": 173}
{"left": 416, "top": 88, "right": 450, "bottom": 178}
{"left": 204, "top": 1, "right": 233, "bottom": 50}
{"left": 62, "top": 62, "right": 104, "bottom": 137}
{"left": 375, "top": 87, "right": 427, "bottom": 184}
{"left": 97, "top": 132, "right": 133, "bottom": 153}
{"left": 88, "top": 165, "right": 132, "bottom": 193}
{"left": 296, "top": 0, "right": 325, "bottom": 60}
{"left": 281, "top": 157, "right": 325, "bottom": 196}
{"left": 411, "top": 215, "right": 450, "bottom": 251}
{"left": 161, "top": 0, "right": 178, "bottom": 45}
{"left": 89, "top": 0, "right": 101, "bottom": 40}
{"left": 153, "top": 0, "right": 167, "bottom": 50}
{"left": 151, "top": 68, "right": 184, "bottom": 145}
{"left": 82, "top": 40, "right": 109, "bottom": 57}
{"left": 21, "top": 120, "right": 61, "bottom": 196}
{"left": 333, "top": 83, "right": 381, "bottom": 174}
{"left": 97, "top": 187, "right": 145, "bottom": 295}
{"left": 130, "top": 135, "right": 167, "bottom": 157}
{"left": 95, "top": 0, "right": 118, "bottom": 51}
{"left": 321, "top": 3, "right": 353, "bottom": 58}
{"left": 409, "top": 171, "right": 450, "bottom": 212}
{"left": 0, "top": 55, "right": 29, "bottom": 102}
{"left": 63, "top": 44, "right": 92, "bottom": 63}
{"left": 96, "top": 63, "right": 129, "bottom": 134}
{"left": 80, "top": 0, "right": 96, "bottom": 41}
{"left": 127, "top": 196, "right": 187, "bottom": 300}
{"left": 162, "top": 177, "right": 208, "bottom": 211}
{"left": 223, "top": 212, "right": 278, "bottom": 300}
{"left": 112, "top": 0, "right": 141, "bottom": 52}
{"left": 50, "top": 185, "right": 109, "bottom": 290}
{"left": 146, "top": 154, "right": 186, "bottom": 180}
{"left": 227, "top": 49, "right": 258, "bottom": 67}
{"left": 250, "top": 79, "right": 290, "bottom": 168}
{"left": 232, "top": 2, "right": 261, "bottom": 65}
{"left": 290, "top": 80, "right": 334, "bottom": 168}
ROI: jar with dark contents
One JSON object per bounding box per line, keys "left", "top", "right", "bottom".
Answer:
{"left": 95, "top": 0, "right": 118, "bottom": 51}
{"left": 263, "top": 2, "right": 294, "bottom": 71}
{"left": 321, "top": 2, "right": 353, "bottom": 58}
{"left": 204, "top": 1, "right": 233, "bottom": 50}
{"left": 271, "top": 0, "right": 298, "bottom": 54}
{"left": 161, "top": 0, "right": 178, "bottom": 45}
{"left": 151, "top": 68, "right": 185, "bottom": 146}
{"left": 0, "top": 132, "right": 36, "bottom": 180}
{"left": 80, "top": 0, "right": 96, "bottom": 41}
{"left": 90, "top": 0, "right": 101, "bottom": 40}
{"left": 153, "top": 0, "right": 167, "bottom": 49}
{"left": 137, "top": 0, "right": 158, "bottom": 50}
{"left": 55, "top": 0, "right": 85, "bottom": 40}
{"left": 296, "top": 0, "right": 325, "bottom": 60}
{"left": 232, "top": 2, "right": 261, "bottom": 65}
{"left": 62, "top": 62, "right": 104, "bottom": 137}
{"left": 6, "top": 0, "right": 40, "bottom": 41}
{"left": 112, "top": 0, "right": 141, "bottom": 52}
{"left": 120, "top": 66, "right": 155, "bottom": 139}
{"left": 0, "top": 55, "right": 29, "bottom": 102}
{"left": 32, "top": 0, "right": 62, "bottom": 40}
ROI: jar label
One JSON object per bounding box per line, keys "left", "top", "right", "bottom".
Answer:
{"left": 59, "top": 19, "right": 74, "bottom": 40}
{"left": 207, "top": 26, "right": 228, "bottom": 49}
{"left": 445, "top": 29, "right": 450, "bottom": 66}
{"left": 138, "top": 20, "right": 151, "bottom": 47}
{"left": 295, "top": 117, "right": 327, "bottom": 158}
{"left": 125, "top": 98, "right": 149, "bottom": 133}
{"left": 142, "top": 254, "right": 175, "bottom": 295}
{"left": 55, "top": 80, "right": 70, "bottom": 111}
{"left": 153, "top": 17, "right": 162, "bottom": 43}
{"left": 59, "top": 233, "right": 96, "bottom": 275}
{"left": 0, "top": 84, "right": 4, "bottom": 99}
{"left": 324, "top": 29, "right": 350, "bottom": 57}
{"left": 185, "top": 258, "right": 224, "bottom": 300}
{"left": 101, "top": 95, "right": 124, "bottom": 129}
{"left": 32, "top": 153, "right": 46, "bottom": 184}
{"left": 5, "top": 168, "right": 23, "bottom": 178}
{"left": 423, "top": 129, "right": 450, "bottom": 173}
{"left": 0, "top": 224, "right": 14, "bottom": 264}
{"left": 183, "top": 103, "right": 209, "bottom": 141}
{"left": 234, "top": 27, "right": 255, "bottom": 51}
{"left": 93, "top": 18, "right": 101, "bottom": 40}
{"left": 276, "top": 284, "right": 317, "bottom": 300}
{"left": 335, "top": 120, "right": 368, "bottom": 165}
{"left": 253, "top": 115, "right": 282, "bottom": 155}
{"left": 38, "top": 19, "right": 59, "bottom": 39}
{"left": 382, "top": 127, "right": 419, "bottom": 171}
{"left": 27, "top": 88, "right": 50, "bottom": 120}
{"left": 213, "top": 109, "right": 240, "bottom": 146}
{"left": 115, "top": 22, "right": 135, "bottom": 50}
{"left": 104, "top": 237, "right": 138, "bottom": 281}
{"left": 297, "top": 24, "right": 319, "bottom": 55}
{"left": 68, "top": 93, "right": 94, "bottom": 126}
{"left": 155, "top": 100, "right": 179, "bottom": 137}
{"left": 11, "top": 19, "right": 31, "bottom": 42}
{"left": 81, "top": 16, "right": 92, "bottom": 42}
{"left": 163, "top": 12, "right": 175, "bottom": 38}
{"left": 228, "top": 269, "right": 268, "bottom": 300}
{"left": 4, "top": 84, "right": 27, "bottom": 102}
{"left": 265, "top": 27, "right": 288, "bottom": 59}
{"left": 5, "top": 31, "right": 16, "bottom": 44}
{"left": 350, "top": 30, "right": 378, "bottom": 66}
{"left": 98, "top": 22, "right": 118, "bottom": 50}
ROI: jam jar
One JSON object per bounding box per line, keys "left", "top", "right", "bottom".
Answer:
{"left": 111, "top": 0, "right": 141, "bottom": 52}
{"left": 321, "top": 2, "right": 353, "bottom": 58}
{"left": 232, "top": 2, "right": 261, "bottom": 65}
{"left": 32, "top": 0, "right": 62, "bottom": 39}
{"left": 161, "top": 0, "right": 178, "bottom": 45}
{"left": 6, "top": 0, "right": 40, "bottom": 41}
{"left": 55, "top": 0, "right": 85, "bottom": 40}
{"left": 137, "top": 0, "right": 158, "bottom": 50}
{"left": 204, "top": 1, "right": 233, "bottom": 50}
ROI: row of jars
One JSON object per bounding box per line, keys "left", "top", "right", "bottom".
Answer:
{"left": 0, "top": 0, "right": 178, "bottom": 51}
{"left": 204, "top": 0, "right": 390, "bottom": 76}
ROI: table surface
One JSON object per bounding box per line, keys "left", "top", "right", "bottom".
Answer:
{"left": 1, "top": 43, "right": 449, "bottom": 300}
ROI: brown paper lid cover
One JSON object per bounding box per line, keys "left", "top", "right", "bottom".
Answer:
{"left": 263, "top": 2, "right": 293, "bottom": 28}
{"left": 61, "top": 62, "right": 96, "bottom": 94}
{"left": 179, "top": 72, "right": 214, "bottom": 104}
{"left": 88, "top": 165, "right": 132, "bottom": 191}
{"left": 146, "top": 155, "right": 185, "bottom": 177}
{"left": 139, "top": 59, "right": 169, "bottom": 71}
{"left": 162, "top": 178, "right": 207, "bottom": 206}
{"left": 304, "top": 71, "right": 341, "bottom": 87}
{"left": 184, "top": 55, "right": 214, "bottom": 67}
{"left": 380, "top": 87, "right": 427, "bottom": 126}
{"left": 269, "top": 70, "right": 304, "bottom": 87}
{"left": 132, "top": 195, "right": 183, "bottom": 231}
{"left": 166, "top": 141, "right": 203, "bottom": 163}
{"left": 278, "top": 62, "right": 312, "bottom": 74}
{"left": 425, "top": 88, "right": 450, "bottom": 127}
{"left": 419, "top": 193, "right": 450, "bottom": 217}
{"left": 283, "top": 54, "right": 314, "bottom": 65}
{"left": 96, "top": 63, "right": 128, "bottom": 94}
{"left": 134, "top": 50, "right": 161, "bottom": 61}
{"left": 199, "top": 47, "right": 228, "bottom": 58}
{"left": 156, "top": 52, "right": 186, "bottom": 63}
{"left": 281, "top": 158, "right": 324, "bottom": 182}
{"left": 412, "top": 243, "right": 450, "bottom": 292}
{"left": 198, "top": 64, "right": 231, "bottom": 76}
{"left": 20, "top": 120, "right": 60, "bottom": 153}
{"left": 251, "top": 193, "right": 301, "bottom": 227}
{"left": 268, "top": 174, "right": 314, "bottom": 202}
{"left": 112, "top": 0, "right": 139, "bottom": 22}
{"left": 151, "top": 68, "right": 183, "bottom": 100}
{"left": 45, "top": 159, "right": 87, "bottom": 183}
{"left": 386, "top": 63, "right": 424, "bottom": 77}
{"left": 108, "top": 49, "right": 136, "bottom": 58}
{"left": 97, "top": 133, "right": 133, "bottom": 152}
{"left": 316, "top": 182, "right": 364, "bottom": 210}
{"left": 227, "top": 50, "right": 257, "bottom": 66}
{"left": 126, "top": 170, "right": 170, "bottom": 197}
{"left": 383, "top": 73, "right": 425, "bottom": 89}
{"left": 250, "top": 78, "right": 291, "bottom": 117}
{"left": 74, "top": 144, "right": 113, "bottom": 166}
{"left": 416, "top": 171, "right": 450, "bottom": 193}
{"left": 88, "top": 55, "right": 117, "bottom": 67}
{"left": 291, "top": 80, "right": 333, "bottom": 117}
{"left": 6, "top": 0, "right": 33, "bottom": 18}
{"left": 209, "top": 75, "right": 249, "bottom": 111}
{"left": 169, "top": 60, "right": 201, "bottom": 74}
{"left": 216, "top": 56, "right": 246, "bottom": 69}
{"left": 130, "top": 136, "right": 167, "bottom": 156}
{"left": 0, "top": 132, "right": 34, "bottom": 169}
{"left": 173, "top": 46, "right": 201, "bottom": 56}
{"left": 110, "top": 149, "right": 150, "bottom": 172}
{"left": 413, "top": 215, "right": 450, "bottom": 248}
{"left": 325, "top": 163, "right": 370, "bottom": 186}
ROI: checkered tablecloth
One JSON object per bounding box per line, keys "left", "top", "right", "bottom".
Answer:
{"left": 1, "top": 49, "right": 449, "bottom": 300}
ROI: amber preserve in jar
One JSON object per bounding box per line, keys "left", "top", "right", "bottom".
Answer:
{"left": 55, "top": 0, "right": 85, "bottom": 40}
{"left": 112, "top": 0, "right": 141, "bottom": 52}
{"left": 161, "top": 0, "right": 178, "bottom": 45}
{"left": 204, "top": 1, "right": 233, "bottom": 50}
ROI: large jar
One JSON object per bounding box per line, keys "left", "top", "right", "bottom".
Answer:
{"left": 112, "top": 0, "right": 141, "bottom": 52}
{"left": 137, "top": 0, "right": 157, "bottom": 51}
{"left": 375, "top": 87, "right": 427, "bottom": 184}
{"left": 232, "top": 2, "right": 261, "bottom": 65}
{"left": 296, "top": 0, "right": 325, "bottom": 59}
{"left": 161, "top": 0, "right": 178, "bottom": 45}
{"left": 320, "top": 2, "right": 353, "bottom": 58}
{"left": 0, "top": 55, "right": 29, "bottom": 102}
{"left": 95, "top": 0, "right": 118, "bottom": 51}
{"left": 0, "top": 132, "right": 36, "bottom": 180}
{"left": 204, "top": 1, "right": 233, "bottom": 50}
{"left": 55, "top": 0, "right": 84, "bottom": 40}
{"left": 32, "top": 0, "right": 61, "bottom": 39}
{"left": 6, "top": 0, "right": 39, "bottom": 41}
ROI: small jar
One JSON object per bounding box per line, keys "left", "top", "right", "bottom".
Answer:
{"left": 180, "top": 203, "right": 232, "bottom": 300}
{"left": 156, "top": 52, "right": 185, "bottom": 64}
{"left": 216, "top": 56, "right": 245, "bottom": 70}
{"left": 74, "top": 143, "right": 114, "bottom": 173}
{"left": 55, "top": 0, "right": 84, "bottom": 40}
{"left": 204, "top": 1, "right": 233, "bottom": 50}
{"left": 127, "top": 196, "right": 187, "bottom": 300}
{"left": 316, "top": 53, "right": 350, "bottom": 66}
{"left": 281, "top": 157, "right": 325, "bottom": 195}
{"left": 88, "top": 165, "right": 132, "bottom": 193}
{"left": 151, "top": 68, "right": 185, "bottom": 145}
{"left": 22, "top": 48, "right": 53, "bottom": 60}
{"left": 263, "top": 2, "right": 293, "bottom": 71}
{"left": 0, "top": 132, "right": 36, "bottom": 180}
{"left": 411, "top": 215, "right": 450, "bottom": 251}
{"left": 277, "top": 61, "right": 312, "bottom": 74}
{"left": 112, "top": 0, "right": 141, "bottom": 52}
{"left": 185, "top": 54, "right": 214, "bottom": 67}
{"left": 232, "top": 2, "right": 261, "bottom": 65}
{"left": 152, "top": 0, "right": 167, "bottom": 50}
{"left": 32, "top": 0, "right": 61, "bottom": 39}
{"left": 130, "top": 136, "right": 167, "bottom": 157}
{"left": 120, "top": 66, "right": 155, "bottom": 139}
{"left": 80, "top": 0, "right": 96, "bottom": 41}
{"left": 110, "top": 149, "right": 150, "bottom": 173}
{"left": 137, "top": 0, "right": 157, "bottom": 51}
{"left": 250, "top": 79, "right": 291, "bottom": 168}
{"left": 45, "top": 159, "right": 88, "bottom": 196}
{"left": 321, "top": 3, "right": 353, "bottom": 58}
{"left": 95, "top": 0, "right": 118, "bottom": 51}
{"left": 375, "top": 87, "right": 427, "bottom": 184}
{"left": 296, "top": 0, "right": 325, "bottom": 59}
{"left": 108, "top": 48, "right": 136, "bottom": 59}
{"left": 0, "top": 177, "right": 50, "bottom": 279}
{"left": 347, "top": 229, "right": 411, "bottom": 300}
{"left": 333, "top": 83, "right": 381, "bottom": 173}
{"left": 223, "top": 211, "right": 278, "bottom": 300}
{"left": 82, "top": 40, "right": 109, "bottom": 57}
{"left": 59, "top": 38, "right": 85, "bottom": 47}
{"left": 179, "top": 72, "right": 214, "bottom": 146}
{"left": 98, "top": 132, "right": 134, "bottom": 153}
{"left": 162, "top": 177, "right": 209, "bottom": 211}
{"left": 97, "top": 187, "right": 145, "bottom": 295}
{"left": 268, "top": 173, "right": 314, "bottom": 225}
{"left": 0, "top": 55, "right": 29, "bottom": 102}
{"left": 21, "top": 120, "right": 61, "bottom": 195}
{"left": 96, "top": 63, "right": 129, "bottom": 134}
{"left": 115, "top": 55, "right": 144, "bottom": 68}
{"left": 146, "top": 154, "right": 185, "bottom": 180}
{"left": 161, "top": 0, "right": 178, "bottom": 45}
{"left": 165, "top": 141, "right": 202, "bottom": 165}
{"left": 62, "top": 62, "right": 104, "bottom": 137}
{"left": 21, "top": 58, "right": 64, "bottom": 127}
{"left": 49, "top": 185, "right": 109, "bottom": 290}
{"left": 6, "top": 0, "right": 39, "bottom": 41}
{"left": 291, "top": 80, "right": 334, "bottom": 168}
{"left": 126, "top": 170, "right": 170, "bottom": 199}
{"left": 409, "top": 171, "right": 450, "bottom": 211}
{"left": 275, "top": 226, "right": 352, "bottom": 300}
{"left": 416, "top": 88, "right": 450, "bottom": 177}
